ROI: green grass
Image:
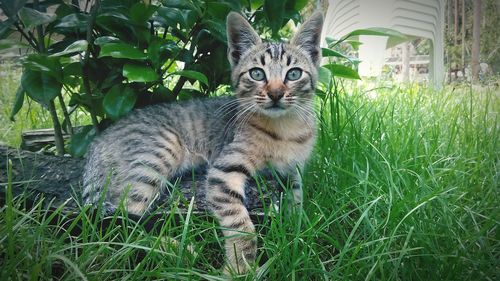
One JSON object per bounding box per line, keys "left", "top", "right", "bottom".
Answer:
{"left": 0, "top": 81, "right": 498, "bottom": 280}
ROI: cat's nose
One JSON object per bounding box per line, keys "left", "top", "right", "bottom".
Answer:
{"left": 266, "top": 81, "right": 285, "bottom": 102}
{"left": 267, "top": 89, "right": 284, "bottom": 102}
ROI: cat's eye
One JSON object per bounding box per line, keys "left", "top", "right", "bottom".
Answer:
{"left": 249, "top": 68, "right": 266, "bottom": 81}
{"left": 286, "top": 68, "right": 302, "bottom": 81}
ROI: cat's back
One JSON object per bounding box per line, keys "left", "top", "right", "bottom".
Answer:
{"left": 91, "top": 95, "right": 235, "bottom": 149}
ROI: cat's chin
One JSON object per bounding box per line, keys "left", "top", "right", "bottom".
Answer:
{"left": 259, "top": 107, "right": 290, "bottom": 118}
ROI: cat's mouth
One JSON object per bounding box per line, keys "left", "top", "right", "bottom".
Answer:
{"left": 266, "top": 104, "right": 285, "bottom": 111}
{"left": 261, "top": 103, "right": 289, "bottom": 117}
{"left": 265, "top": 104, "right": 285, "bottom": 110}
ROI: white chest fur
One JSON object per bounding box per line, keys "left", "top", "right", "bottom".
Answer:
{"left": 246, "top": 115, "right": 316, "bottom": 174}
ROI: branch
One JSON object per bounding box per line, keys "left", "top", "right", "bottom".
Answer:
{"left": 172, "top": 76, "right": 188, "bottom": 98}
{"left": 13, "top": 22, "right": 38, "bottom": 50}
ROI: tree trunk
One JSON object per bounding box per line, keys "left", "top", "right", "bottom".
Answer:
{"left": 471, "top": 0, "right": 482, "bottom": 83}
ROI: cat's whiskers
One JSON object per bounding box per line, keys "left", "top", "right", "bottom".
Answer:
{"left": 228, "top": 103, "right": 258, "bottom": 133}
{"left": 220, "top": 100, "right": 257, "bottom": 142}
{"left": 292, "top": 104, "right": 315, "bottom": 133}
{"left": 236, "top": 104, "right": 259, "bottom": 133}
{"left": 215, "top": 98, "right": 249, "bottom": 118}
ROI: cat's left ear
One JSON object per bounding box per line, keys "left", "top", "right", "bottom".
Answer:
{"left": 226, "top": 12, "right": 261, "bottom": 67}
{"left": 291, "top": 11, "right": 324, "bottom": 66}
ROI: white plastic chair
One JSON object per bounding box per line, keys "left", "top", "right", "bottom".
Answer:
{"left": 323, "top": 0, "right": 445, "bottom": 86}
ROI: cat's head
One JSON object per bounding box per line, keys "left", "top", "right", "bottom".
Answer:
{"left": 227, "top": 11, "right": 323, "bottom": 118}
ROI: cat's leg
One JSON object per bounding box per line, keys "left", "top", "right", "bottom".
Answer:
{"left": 277, "top": 168, "right": 303, "bottom": 213}
{"left": 290, "top": 169, "right": 303, "bottom": 207}
{"left": 118, "top": 131, "right": 186, "bottom": 215}
{"left": 206, "top": 148, "right": 258, "bottom": 274}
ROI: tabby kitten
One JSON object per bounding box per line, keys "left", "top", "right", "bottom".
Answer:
{"left": 82, "top": 11, "right": 323, "bottom": 273}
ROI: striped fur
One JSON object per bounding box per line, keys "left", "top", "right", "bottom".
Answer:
{"left": 82, "top": 11, "right": 323, "bottom": 274}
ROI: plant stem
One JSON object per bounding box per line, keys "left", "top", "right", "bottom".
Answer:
{"left": 33, "top": 0, "right": 65, "bottom": 154}
{"left": 172, "top": 76, "right": 188, "bottom": 97}
{"left": 82, "top": 0, "right": 101, "bottom": 132}
{"left": 58, "top": 93, "right": 74, "bottom": 135}
{"left": 169, "top": 25, "right": 200, "bottom": 98}
{"left": 48, "top": 100, "right": 65, "bottom": 155}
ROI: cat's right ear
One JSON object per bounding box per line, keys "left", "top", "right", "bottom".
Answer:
{"left": 226, "top": 12, "right": 261, "bottom": 67}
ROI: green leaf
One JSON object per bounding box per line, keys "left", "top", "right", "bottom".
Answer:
{"left": 326, "top": 36, "right": 363, "bottom": 50}
{"left": 147, "top": 39, "right": 162, "bottom": 68}
{"left": 325, "top": 36, "right": 338, "bottom": 47}
{"left": 69, "top": 125, "right": 96, "bottom": 157}
{"left": 315, "top": 88, "right": 327, "bottom": 100}
{"left": 344, "top": 40, "right": 362, "bottom": 50}
{"left": 63, "top": 62, "right": 82, "bottom": 76}
{"left": 130, "top": 25, "right": 151, "bottom": 45}
{"left": 292, "top": 0, "right": 308, "bottom": 10}
{"left": 157, "top": 7, "right": 186, "bottom": 28}
{"left": 103, "top": 85, "right": 137, "bottom": 120}
{"left": 94, "top": 36, "right": 120, "bottom": 45}
{"left": 147, "top": 39, "right": 180, "bottom": 68}
{"left": 203, "top": 19, "right": 227, "bottom": 43}
{"left": 10, "top": 85, "right": 25, "bottom": 121}
{"left": 341, "top": 27, "right": 407, "bottom": 41}
{"left": 318, "top": 66, "right": 332, "bottom": 86}
{"left": 21, "top": 70, "right": 62, "bottom": 106}
{"left": 205, "top": 2, "right": 232, "bottom": 19}
{"left": 123, "top": 63, "right": 158, "bottom": 82}
{"left": 18, "top": 7, "right": 56, "bottom": 29}
{"left": 0, "top": 0, "right": 28, "bottom": 18}
{"left": 0, "top": 18, "right": 16, "bottom": 39}
{"left": 264, "top": 0, "right": 286, "bottom": 37}
{"left": 323, "top": 64, "right": 361, "bottom": 80}
{"left": 0, "top": 39, "right": 28, "bottom": 53}
{"left": 130, "top": 3, "right": 158, "bottom": 24}
{"left": 162, "top": 0, "right": 197, "bottom": 10}
{"left": 322, "top": 48, "right": 353, "bottom": 61}
{"left": 54, "top": 13, "right": 88, "bottom": 29}
{"left": 250, "top": 0, "right": 264, "bottom": 10}
{"left": 49, "top": 40, "right": 88, "bottom": 57}
{"left": 22, "top": 54, "right": 62, "bottom": 80}
{"left": 98, "top": 43, "right": 147, "bottom": 60}
{"left": 174, "top": 70, "right": 208, "bottom": 86}
{"left": 95, "top": 12, "right": 133, "bottom": 40}
{"left": 180, "top": 9, "right": 198, "bottom": 28}
{"left": 177, "top": 89, "right": 204, "bottom": 101}
{"left": 55, "top": 3, "right": 78, "bottom": 18}
{"left": 152, "top": 85, "right": 176, "bottom": 103}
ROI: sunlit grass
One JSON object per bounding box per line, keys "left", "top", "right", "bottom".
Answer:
{"left": 0, "top": 81, "right": 498, "bottom": 280}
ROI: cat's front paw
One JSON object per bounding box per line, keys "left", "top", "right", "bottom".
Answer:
{"left": 223, "top": 261, "right": 256, "bottom": 279}
{"left": 223, "top": 236, "right": 257, "bottom": 276}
